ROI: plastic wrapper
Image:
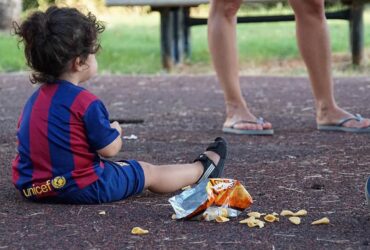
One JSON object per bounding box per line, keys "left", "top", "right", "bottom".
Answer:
{"left": 169, "top": 178, "right": 253, "bottom": 221}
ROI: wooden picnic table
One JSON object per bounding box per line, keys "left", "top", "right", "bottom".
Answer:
{"left": 106, "top": 0, "right": 368, "bottom": 70}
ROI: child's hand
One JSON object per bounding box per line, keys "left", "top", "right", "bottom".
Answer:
{"left": 110, "top": 121, "right": 122, "bottom": 135}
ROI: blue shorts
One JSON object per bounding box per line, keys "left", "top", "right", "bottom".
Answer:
{"left": 54, "top": 160, "right": 145, "bottom": 204}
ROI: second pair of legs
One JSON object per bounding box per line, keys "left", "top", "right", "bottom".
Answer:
{"left": 208, "top": 0, "right": 370, "bottom": 134}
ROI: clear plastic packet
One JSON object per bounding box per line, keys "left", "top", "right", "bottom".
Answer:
{"left": 169, "top": 178, "right": 253, "bottom": 221}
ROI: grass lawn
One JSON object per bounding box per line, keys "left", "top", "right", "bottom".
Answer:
{"left": 1, "top": 7, "right": 370, "bottom": 75}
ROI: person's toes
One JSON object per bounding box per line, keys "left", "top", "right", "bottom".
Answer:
{"left": 364, "top": 118, "right": 370, "bottom": 127}
{"left": 236, "top": 122, "right": 265, "bottom": 130}
{"left": 262, "top": 122, "right": 273, "bottom": 130}
{"left": 344, "top": 118, "right": 370, "bottom": 128}
{"left": 244, "top": 123, "right": 262, "bottom": 130}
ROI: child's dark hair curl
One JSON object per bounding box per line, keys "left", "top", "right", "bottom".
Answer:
{"left": 13, "top": 6, "right": 105, "bottom": 84}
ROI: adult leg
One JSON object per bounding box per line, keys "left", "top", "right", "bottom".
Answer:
{"left": 289, "top": 0, "right": 370, "bottom": 129}
{"left": 208, "top": 0, "right": 272, "bottom": 132}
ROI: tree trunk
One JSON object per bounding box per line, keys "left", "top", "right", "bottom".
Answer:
{"left": 0, "top": 0, "right": 22, "bottom": 30}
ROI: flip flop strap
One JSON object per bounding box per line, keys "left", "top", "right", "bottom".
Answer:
{"left": 230, "top": 117, "right": 265, "bottom": 128}
{"left": 205, "top": 137, "right": 226, "bottom": 159}
{"left": 337, "top": 114, "right": 363, "bottom": 126}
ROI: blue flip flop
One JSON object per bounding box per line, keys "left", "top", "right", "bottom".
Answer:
{"left": 366, "top": 177, "right": 370, "bottom": 211}
{"left": 222, "top": 117, "right": 274, "bottom": 135}
{"left": 317, "top": 114, "right": 370, "bottom": 133}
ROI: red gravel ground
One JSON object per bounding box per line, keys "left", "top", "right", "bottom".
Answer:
{"left": 0, "top": 73, "right": 369, "bottom": 249}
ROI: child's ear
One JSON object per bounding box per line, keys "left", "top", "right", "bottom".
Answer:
{"left": 71, "top": 57, "right": 84, "bottom": 72}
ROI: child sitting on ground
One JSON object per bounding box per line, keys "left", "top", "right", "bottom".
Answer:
{"left": 12, "top": 6, "right": 227, "bottom": 204}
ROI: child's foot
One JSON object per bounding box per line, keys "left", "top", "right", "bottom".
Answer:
{"left": 194, "top": 137, "right": 227, "bottom": 184}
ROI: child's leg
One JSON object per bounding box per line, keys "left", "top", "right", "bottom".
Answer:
{"left": 139, "top": 151, "right": 220, "bottom": 193}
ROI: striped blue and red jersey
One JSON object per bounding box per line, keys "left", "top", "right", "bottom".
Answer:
{"left": 12, "top": 80, "right": 119, "bottom": 199}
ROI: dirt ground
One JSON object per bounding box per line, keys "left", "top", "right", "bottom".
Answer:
{"left": 0, "top": 73, "right": 369, "bottom": 249}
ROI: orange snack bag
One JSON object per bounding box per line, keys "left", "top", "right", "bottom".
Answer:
{"left": 169, "top": 178, "right": 253, "bottom": 220}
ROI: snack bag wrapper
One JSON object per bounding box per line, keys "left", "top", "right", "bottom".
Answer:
{"left": 169, "top": 178, "right": 253, "bottom": 221}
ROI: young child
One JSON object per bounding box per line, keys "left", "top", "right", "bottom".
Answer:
{"left": 12, "top": 6, "right": 227, "bottom": 204}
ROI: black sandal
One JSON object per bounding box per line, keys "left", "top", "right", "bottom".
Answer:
{"left": 194, "top": 137, "right": 227, "bottom": 183}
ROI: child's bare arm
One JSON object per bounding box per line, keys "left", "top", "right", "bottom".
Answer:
{"left": 97, "top": 121, "right": 122, "bottom": 158}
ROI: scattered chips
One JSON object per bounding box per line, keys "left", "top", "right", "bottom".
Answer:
{"left": 215, "top": 216, "right": 230, "bottom": 223}
{"left": 202, "top": 207, "right": 233, "bottom": 221}
{"left": 289, "top": 216, "right": 301, "bottom": 225}
{"left": 294, "top": 209, "right": 308, "bottom": 216}
{"left": 247, "top": 212, "right": 265, "bottom": 218}
{"left": 239, "top": 218, "right": 250, "bottom": 224}
{"left": 280, "top": 209, "right": 307, "bottom": 217}
{"left": 264, "top": 214, "right": 279, "bottom": 223}
{"left": 311, "top": 217, "right": 330, "bottom": 225}
{"left": 280, "top": 210, "right": 295, "bottom": 216}
{"left": 240, "top": 217, "right": 265, "bottom": 228}
{"left": 131, "top": 227, "right": 149, "bottom": 235}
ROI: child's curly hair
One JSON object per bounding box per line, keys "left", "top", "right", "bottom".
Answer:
{"left": 14, "top": 6, "right": 105, "bottom": 84}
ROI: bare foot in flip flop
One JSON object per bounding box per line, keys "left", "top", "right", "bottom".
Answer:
{"left": 222, "top": 102, "right": 273, "bottom": 135}
{"left": 317, "top": 107, "right": 370, "bottom": 133}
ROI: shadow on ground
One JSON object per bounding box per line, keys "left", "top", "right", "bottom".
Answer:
{"left": 0, "top": 74, "right": 369, "bottom": 249}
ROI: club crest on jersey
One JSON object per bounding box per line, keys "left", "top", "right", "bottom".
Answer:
{"left": 51, "top": 176, "right": 66, "bottom": 189}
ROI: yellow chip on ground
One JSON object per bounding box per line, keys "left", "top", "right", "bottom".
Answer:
{"left": 255, "top": 219, "right": 265, "bottom": 228}
{"left": 247, "top": 212, "right": 265, "bottom": 218}
{"left": 280, "top": 210, "right": 295, "bottom": 216}
{"left": 215, "top": 216, "right": 230, "bottom": 223}
{"left": 293, "top": 209, "right": 308, "bottom": 216}
{"left": 171, "top": 214, "right": 177, "bottom": 220}
{"left": 239, "top": 218, "right": 250, "bottom": 224}
{"left": 240, "top": 217, "right": 265, "bottom": 228}
{"left": 131, "top": 227, "right": 149, "bottom": 235}
{"left": 311, "top": 217, "right": 330, "bottom": 225}
{"left": 220, "top": 208, "right": 228, "bottom": 217}
{"left": 264, "top": 214, "right": 279, "bottom": 223}
{"left": 289, "top": 216, "right": 301, "bottom": 225}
